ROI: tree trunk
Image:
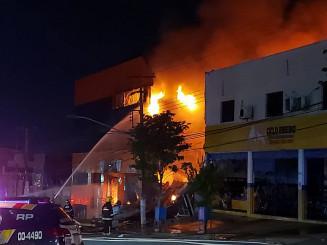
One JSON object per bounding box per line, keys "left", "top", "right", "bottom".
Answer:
{"left": 157, "top": 171, "right": 163, "bottom": 207}
{"left": 140, "top": 197, "right": 146, "bottom": 227}
{"left": 140, "top": 169, "right": 146, "bottom": 227}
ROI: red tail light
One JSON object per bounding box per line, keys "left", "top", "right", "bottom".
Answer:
{"left": 47, "top": 228, "right": 71, "bottom": 237}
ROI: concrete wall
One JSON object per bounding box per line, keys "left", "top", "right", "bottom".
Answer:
{"left": 205, "top": 39, "right": 327, "bottom": 127}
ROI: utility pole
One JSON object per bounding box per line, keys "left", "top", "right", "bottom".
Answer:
{"left": 128, "top": 74, "right": 155, "bottom": 227}
{"left": 139, "top": 87, "right": 144, "bottom": 124}
{"left": 138, "top": 86, "right": 146, "bottom": 227}
{"left": 23, "top": 127, "right": 29, "bottom": 195}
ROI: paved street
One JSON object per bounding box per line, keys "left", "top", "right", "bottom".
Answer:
{"left": 83, "top": 237, "right": 267, "bottom": 245}
{"left": 80, "top": 211, "right": 327, "bottom": 245}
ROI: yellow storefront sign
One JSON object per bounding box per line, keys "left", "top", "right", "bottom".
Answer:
{"left": 205, "top": 113, "right": 327, "bottom": 153}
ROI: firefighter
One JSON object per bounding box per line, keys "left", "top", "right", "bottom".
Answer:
{"left": 63, "top": 200, "right": 74, "bottom": 219}
{"left": 102, "top": 196, "right": 114, "bottom": 235}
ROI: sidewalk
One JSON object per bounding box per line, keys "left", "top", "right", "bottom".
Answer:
{"left": 82, "top": 212, "right": 327, "bottom": 244}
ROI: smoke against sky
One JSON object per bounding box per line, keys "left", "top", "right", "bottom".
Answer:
{"left": 1, "top": 0, "right": 327, "bottom": 155}
{"left": 149, "top": 0, "right": 327, "bottom": 93}
{"left": 146, "top": 0, "right": 327, "bottom": 165}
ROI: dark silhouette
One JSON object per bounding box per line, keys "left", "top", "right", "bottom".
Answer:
{"left": 63, "top": 200, "right": 74, "bottom": 219}
{"left": 102, "top": 197, "right": 114, "bottom": 235}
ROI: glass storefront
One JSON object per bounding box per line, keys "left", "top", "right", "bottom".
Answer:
{"left": 208, "top": 153, "right": 247, "bottom": 212}
{"left": 207, "top": 149, "right": 327, "bottom": 221}
{"left": 253, "top": 151, "right": 298, "bottom": 218}
{"left": 305, "top": 149, "right": 327, "bottom": 221}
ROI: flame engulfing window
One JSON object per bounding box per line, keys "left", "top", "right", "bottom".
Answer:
{"left": 148, "top": 92, "right": 164, "bottom": 116}
{"left": 113, "top": 89, "right": 141, "bottom": 108}
{"left": 177, "top": 86, "right": 197, "bottom": 110}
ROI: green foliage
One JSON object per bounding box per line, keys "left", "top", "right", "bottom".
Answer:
{"left": 129, "top": 110, "right": 191, "bottom": 185}
{"left": 189, "top": 163, "right": 224, "bottom": 207}
{"left": 181, "top": 162, "right": 198, "bottom": 182}
{"left": 181, "top": 157, "right": 204, "bottom": 182}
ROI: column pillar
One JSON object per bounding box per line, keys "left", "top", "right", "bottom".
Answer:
{"left": 247, "top": 151, "right": 254, "bottom": 215}
{"left": 117, "top": 173, "right": 125, "bottom": 203}
{"left": 298, "top": 149, "right": 307, "bottom": 221}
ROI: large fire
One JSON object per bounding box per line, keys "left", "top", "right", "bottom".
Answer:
{"left": 177, "top": 86, "right": 197, "bottom": 111}
{"left": 146, "top": 0, "right": 327, "bottom": 174}
{"left": 147, "top": 91, "right": 164, "bottom": 116}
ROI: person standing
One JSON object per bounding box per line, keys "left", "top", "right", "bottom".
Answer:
{"left": 63, "top": 200, "right": 74, "bottom": 219}
{"left": 102, "top": 197, "right": 114, "bottom": 235}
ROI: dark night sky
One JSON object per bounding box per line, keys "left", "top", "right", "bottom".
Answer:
{"left": 0, "top": 0, "right": 202, "bottom": 154}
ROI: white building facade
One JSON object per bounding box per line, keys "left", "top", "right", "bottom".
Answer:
{"left": 205, "top": 39, "right": 327, "bottom": 221}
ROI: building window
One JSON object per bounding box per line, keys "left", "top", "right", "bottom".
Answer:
{"left": 322, "top": 83, "right": 327, "bottom": 110}
{"left": 221, "top": 100, "right": 235, "bottom": 122}
{"left": 266, "top": 91, "right": 283, "bottom": 117}
{"left": 285, "top": 98, "right": 291, "bottom": 111}
{"left": 72, "top": 173, "right": 88, "bottom": 185}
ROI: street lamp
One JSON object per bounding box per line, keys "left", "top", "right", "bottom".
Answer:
{"left": 54, "top": 115, "right": 129, "bottom": 200}
{"left": 66, "top": 114, "right": 129, "bottom": 135}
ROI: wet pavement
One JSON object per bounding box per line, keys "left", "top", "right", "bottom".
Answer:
{"left": 81, "top": 212, "right": 327, "bottom": 244}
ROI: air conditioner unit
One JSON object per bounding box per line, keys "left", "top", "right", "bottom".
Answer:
{"left": 239, "top": 106, "right": 253, "bottom": 119}
{"left": 284, "top": 97, "right": 291, "bottom": 112}
{"left": 291, "top": 96, "right": 306, "bottom": 111}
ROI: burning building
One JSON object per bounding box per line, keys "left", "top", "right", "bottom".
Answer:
{"left": 69, "top": 0, "right": 327, "bottom": 219}
{"left": 145, "top": 0, "right": 327, "bottom": 186}
{"left": 71, "top": 57, "right": 154, "bottom": 219}
{"left": 71, "top": 55, "right": 204, "bottom": 219}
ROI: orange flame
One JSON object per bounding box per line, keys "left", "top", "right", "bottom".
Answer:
{"left": 177, "top": 86, "right": 197, "bottom": 110}
{"left": 148, "top": 92, "right": 164, "bottom": 116}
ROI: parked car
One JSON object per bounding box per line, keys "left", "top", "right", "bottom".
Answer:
{"left": 0, "top": 197, "right": 83, "bottom": 245}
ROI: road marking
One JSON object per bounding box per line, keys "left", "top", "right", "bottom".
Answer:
{"left": 83, "top": 237, "right": 267, "bottom": 245}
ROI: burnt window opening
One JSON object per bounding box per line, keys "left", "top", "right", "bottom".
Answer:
{"left": 221, "top": 100, "right": 235, "bottom": 123}
{"left": 266, "top": 91, "right": 283, "bottom": 117}
{"left": 322, "top": 83, "right": 327, "bottom": 110}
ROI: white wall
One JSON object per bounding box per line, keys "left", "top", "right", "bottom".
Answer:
{"left": 205, "top": 40, "right": 327, "bottom": 127}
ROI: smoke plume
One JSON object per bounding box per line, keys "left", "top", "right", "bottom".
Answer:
{"left": 145, "top": 0, "right": 327, "bottom": 170}
{"left": 148, "top": 0, "right": 327, "bottom": 91}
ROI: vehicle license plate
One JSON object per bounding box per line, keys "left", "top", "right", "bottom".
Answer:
{"left": 73, "top": 234, "right": 81, "bottom": 244}
{"left": 65, "top": 236, "right": 72, "bottom": 244}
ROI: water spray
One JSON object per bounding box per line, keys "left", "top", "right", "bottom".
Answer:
{"left": 53, "top": 136, "right": 105, "bottom": 200}
{"left": 54, "top": 115, "right": 130, "bottom": 201}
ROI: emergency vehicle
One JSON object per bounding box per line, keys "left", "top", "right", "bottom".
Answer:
{"left": 0, "top": 197, "right": 83, "bottom": 245}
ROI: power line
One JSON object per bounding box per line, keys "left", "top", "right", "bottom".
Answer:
{"left": 155, "top": 92, "right": 204, "bottom": 111}
{"left": 46, "top": 126, "right": 131, "bottom": 154}
{"left": 181, "top": 103, "right": 325, "bottom": 142}
{"left": 158, "top": 89, "right": 204, "bottom": 106}
{"left": 161, "top": 97, "right": 205, "bottom": 111}
{"left": 185, "top": 119, "right": 327, "bottom": 152}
